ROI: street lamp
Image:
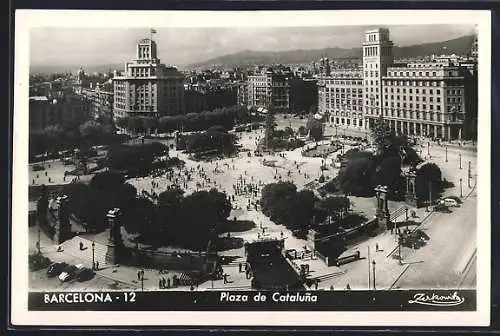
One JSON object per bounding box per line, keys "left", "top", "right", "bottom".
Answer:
{"left": 372, "top": 260, "right": 376, "bottom": 290}
{"left": 37, "top": 227, "right": 41, "bottom": 254}
{"left": 445, "top": 146, "right": 448, "bottom": 162}
{"left": 459, "top": 152, "right": 462, "bottom": 169}
{"left": 468, "top": 161, "right": 472, "bottom": 188}
{"left": 427, "top": 142, "right": 430, "bottom": 156}
{"left": 92, "top": 241, "right": 95, "bottom": 270}
{"left": 459, "top": 178, "right": 463, "bottom": 198}
{"left": 405, "top": 208, "right": 409, "bottom": 228}
{"left": 140, "top": 270, "right": 145, "bottom": 291}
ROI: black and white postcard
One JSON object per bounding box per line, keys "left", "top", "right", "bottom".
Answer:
{"left": 11, "top": 9, "right": 491, "bottom": 327}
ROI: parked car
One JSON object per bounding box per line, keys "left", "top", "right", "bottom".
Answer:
{"left": 47, "top": 262, "right": 68, "bottom": 277}
{"left": 58, "top": 264, "right": 83, "bottom": 282}
{"left": 441, "top": 198, "right": 459, "bottom": 207}
{"left": 75, "top": 267, "right": 95, "bottom": 282}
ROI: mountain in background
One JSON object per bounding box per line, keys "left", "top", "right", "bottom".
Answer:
{"left": 189, "top": 35, "right": 475, "bottom": 68}
{"left": 30, "top": 35, "right": 475, "bottom": 74}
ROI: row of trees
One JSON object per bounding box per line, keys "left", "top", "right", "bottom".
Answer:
{"left": 260, "top": 181, "right": 353, "bottom": 237}
{"left": 262, "top": 113, "right": 305, "bottom": 151}
{"left": 115, "top": 105, "right": 262, "bottom": 134}
{"left": 105, "top": 142, "right": 176, "bottom": 176}
{"left": 29, "top": 120, "right": 121, "bottom": 159}
{"left": 60, "top": 171, "right": 232, "bottom": 250}
{"left": 329, "top": 116, "right": 443, "bottom": 201}
{"left": 176, "top": 126, "right": 237, "bottom": 156}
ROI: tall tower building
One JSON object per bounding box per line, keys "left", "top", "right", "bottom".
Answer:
{"left": 362, "top": 28, "right": 394, "bottom": 128}
{"left": 113, "top": 37, "right": 185, "bottom": 122}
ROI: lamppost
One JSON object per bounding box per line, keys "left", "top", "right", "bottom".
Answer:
{"left": 367, "top": 246, "right": 371, "bottom": 290}
{"left": 140, "top": 269, "right": 145, "bottom": 291}
{"left": 92, "top": 241, "right": 95, "bottom": 270}
{"left": 459, "top": 152, "right": 462, "bottom": 169}
{"left": 460, "top": 178, "right": 463, "bottom": 198}
{"left": 445, "top": 146, "right": 448, "bottom": 162}
{"left": 468, "top": 161, "right": 472, "bottom": 188}
{"left": 427, "top": 181, "right": 433, "bottom": 212}
{"left": 37, "top": 227, "right": 41, "bottom": 254}
{"left": 427, "top": 142, "right": 430, "bottom": 156}
{"left": 405, "top": 208, "right": 409, "bottom": 228}
{"left": 372, "top": 260, "right": 376, "bottom": 290}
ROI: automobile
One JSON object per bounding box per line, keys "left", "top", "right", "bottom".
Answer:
{"left": 58, "top": 264, "right": 83, "bottom": 282}
{"left": 75, "top": 267, "right": 95, "bottom": 282}
{"left": 46, "top": 262, "right": 68, "bottom": 277}
{"left": 441, "top": 198, "right": 459, "bottom": 207}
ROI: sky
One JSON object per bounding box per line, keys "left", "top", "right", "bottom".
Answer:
{"left": 29, "top": 25, "right": 475, "bottom": 69}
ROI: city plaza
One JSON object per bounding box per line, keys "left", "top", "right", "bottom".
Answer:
{"left": 29, "top": 114, "right": 477, "bottom": 292}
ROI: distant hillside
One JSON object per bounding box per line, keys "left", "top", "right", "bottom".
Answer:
{"left": 191, "top": 35, "right": 475, "bottom": 68}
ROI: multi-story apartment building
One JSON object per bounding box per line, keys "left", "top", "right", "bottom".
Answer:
{"left": 80, "top": 82, "right": 114, "bottom": 120}
{"left": 318, "top": 69, "right": 364, "bottom": 128}
{"left": 316, "top": 28, "right": 475, "bottom": 140}
{"left": 246, "top": 67, "right": 291, "bottom": 114}
{"left": 113, "top": 38, "right": 185, "bottom": 121}
{"left": 381, "top": 62, "right": 467, "bottom": 139}
{"left": 29, "top": 94, "right": 92, "bottom": 132}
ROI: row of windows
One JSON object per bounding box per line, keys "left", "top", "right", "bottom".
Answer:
{"left": 325, "top": 94, "right": 363, "bottom": 99}
{"left": 326, "top": 88, "right": 363, "bottom": 94}
{"left": 326, "top": 99, "right": 363, "bottom": 105}
{"left": 387, "top": 70, "right": 459, "bottom": 77}
{"left": 384, "top": 87, "right": 442, "bottom": 95}
{"left": 325, "top": 81, "right": 363, "bottom": 86}
{"left": 386, "top": 102, "right": 442, "bottom": 110}
{"left": 384, "top": 80, "right": 453, "bottom": 88}
{"left": 331, "top": 117, "right": 364, "bottom": 127}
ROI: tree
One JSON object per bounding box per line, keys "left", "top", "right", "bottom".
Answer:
{"left": 41, "top": 125, "right": 66, "bottom": 153}
{"left": 79, "top": 120, "right": 107, "bottom": 144}
{"left": 264, "top": 112, "right": 276, "bottom": 149}
{"left": 321, "top": 196, "right": 350, "bottom": 221}
{"left": 307, "top": 116, "right": 324, "bottom": 142}
{"left": 337, "top": 155, "right": 377, "bottom": 196}
{"left": 372, "top": 156, "right": 402, "bottom": 194}
{"left": 415, "top": 162, "right": 442, "bottom": 202}
{"left": 371, "top": 115, "right": 395, "bottom": 157}
{"left": 90, "top": 171, "right": 126, "bottom": 191}
{"left": 289, "top": 190, "right": 317, "bottom": 231}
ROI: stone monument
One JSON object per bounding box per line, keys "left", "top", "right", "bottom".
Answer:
{"left": 374, "top": 185, "right": 391, "bottom": 230}
{"left": 404, "top": 168, "right": 419, "bottom": 207}
{"left": 105, "top": 208, "right": 123, "bottom": 265}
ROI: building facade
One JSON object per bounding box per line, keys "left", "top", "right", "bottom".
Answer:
{"left": 381, "top": 62, "right": 467, "bottom": 139}
{"left": 317, "top": 69, "right": 364, "bottom": 128}
{"left": 113, "top": 38, "right": 185, "bottom": 121}
{"left": 247, "top": 68, "right": 291, "bottom": 114}
{"left": 316, "top": 27, "right": 474, "bottom": 140}
{"left": 29, "top": 95, "right": 92, "bottom": 132}
{"left": 80, "top": 82, "right": 114, "bottom": 120}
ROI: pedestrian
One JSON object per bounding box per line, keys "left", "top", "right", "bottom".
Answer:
{"left": 280, "top": 231, "right": 284, "bottom": 239}
{"left": 346, "top": 283, "right": 351, "bottom": 290}
{"left": 167, "top": 278, "right": 171, "bottom": 288}
{"left": 159, "top": 279, "right": 163, "bottom": 289}
{"left": 79, "top": 241, "right": 84, "bottom": 250}
{"left": 238, "top": 263, "right": 242, "bottom": 273}
{"left": 315, "top": 281, "right": 318, "bottom": 290}
{"left": 375, "top": 243, "right": 379, "bottom": 252}
{"left": 95, "top": 261, "right": 99, "bottom": 270}
{"left": 137, "top": 271, "right": 141, "bottom": 280}
{"left": 223, "top": 274, "right": 228, "bottom": 284}
{"left": 330, "top": 285, "right": 334, "bottom": 291}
